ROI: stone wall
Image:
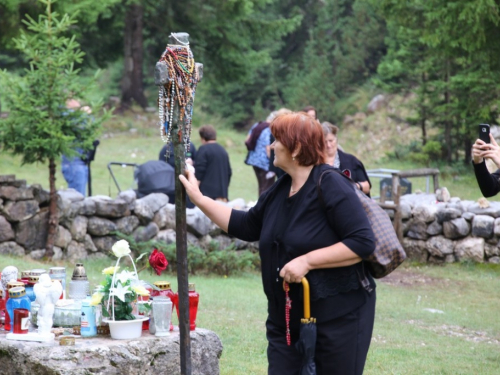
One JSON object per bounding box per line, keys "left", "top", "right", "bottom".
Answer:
{"left": 0, "top": 174, "right": 256, "bottom": 261}
{"left": 394, "top": 193, "right": 500, "bottom": 264}
{"left": 1, "top": 174, "right": 499, "bottom": 264}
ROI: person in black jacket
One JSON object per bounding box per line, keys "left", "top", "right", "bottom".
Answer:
{"left": 180, "top": 112, "right": 376, "bottom": 375}
{"left": 472, "top": 133, "right": 500, "bottom": 197}
{"left": 194, "top": 125, "right": 232, "bottom": 201}
{"left": 322, "top": 122, "right": 372, "bottom": 197}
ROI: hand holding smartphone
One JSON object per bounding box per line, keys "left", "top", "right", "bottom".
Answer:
{"left": 479, "top": 124, "right": 490, "bottom": 143}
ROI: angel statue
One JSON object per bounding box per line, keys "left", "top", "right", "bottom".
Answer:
{"left": 34, "top": 274, "right": 63, "bottom": 336}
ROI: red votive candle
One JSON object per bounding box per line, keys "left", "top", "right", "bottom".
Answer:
{"left": 13, "top": 308, "right": 30, "bottom": 334}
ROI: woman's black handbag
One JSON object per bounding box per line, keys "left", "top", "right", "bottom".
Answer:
{"left": 317, "top": 169, "right": 406, "bottom": 279}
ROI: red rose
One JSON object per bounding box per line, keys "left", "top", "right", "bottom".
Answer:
{"left": 149, "top": 249, "right": 168, "bottom": 276}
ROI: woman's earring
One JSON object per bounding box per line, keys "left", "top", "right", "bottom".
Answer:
{"left": 292, "top": 156, "right": 296, "bottom": 161}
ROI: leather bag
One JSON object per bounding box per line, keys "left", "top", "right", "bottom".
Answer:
{"left": 317, "top": 168, "right": 406, "bottom": 279}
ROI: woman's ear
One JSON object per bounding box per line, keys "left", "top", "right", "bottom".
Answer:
{"left": 292, "top": 144, "right": 301, "bottom": 159}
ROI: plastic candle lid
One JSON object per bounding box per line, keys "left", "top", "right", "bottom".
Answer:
{"left": 9, "top": 286, "right": 26, "bottom": 298}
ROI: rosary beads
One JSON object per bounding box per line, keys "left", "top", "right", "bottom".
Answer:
{"left": 156, "top": 34, "right": 199, "bottom": 158}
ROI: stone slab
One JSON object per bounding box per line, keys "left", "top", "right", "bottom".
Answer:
{"left": 0, "top": 327, "right": 223, "bottom": 375}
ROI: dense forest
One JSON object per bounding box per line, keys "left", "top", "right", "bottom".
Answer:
{"left": 2, "top": 0, "right": 500, "bottom": 164}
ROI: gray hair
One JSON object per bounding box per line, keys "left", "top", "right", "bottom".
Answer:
{"left": 266, "top": 108, "right": 292, "bottom": 123}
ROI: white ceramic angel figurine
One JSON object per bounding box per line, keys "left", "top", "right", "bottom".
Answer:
{"left": 1, "top": 266, "right": 18, "bottom": 296}
{"left": 34, "top": 274, "right": 63, "bottom": 336}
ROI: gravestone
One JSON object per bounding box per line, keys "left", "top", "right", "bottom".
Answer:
{"left": 380, "top": 177, "right": 412, "bottom": 200}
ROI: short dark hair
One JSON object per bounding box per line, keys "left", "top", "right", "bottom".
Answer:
{"left": 199, "top": 125, "right": 216, "bottom": 141}
{"left": 302, "top": 105, "right": 317, "bottom": 119}
{"left": 270, "top": 112, "right": 325, "bottom": 166}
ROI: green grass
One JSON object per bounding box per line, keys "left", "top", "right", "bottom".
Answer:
{"left": 0, "top": 134, "right": 486, "bottom": 204}
{"left": 1, "top": 110, "right": 499, "bottom": 373}
{"left": 2, "top": 254, "right": 500, "bottom": 374}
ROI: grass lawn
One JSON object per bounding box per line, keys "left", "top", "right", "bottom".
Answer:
{"left": 1, "top": 254, "right": 499, "bottom": 374}
{"left": 1, "top": 112, "right": 499, "bottom": 373}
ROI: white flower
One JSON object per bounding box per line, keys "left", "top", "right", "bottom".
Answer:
{"left": 109, "top": 283, "right": 132, "bottom": 302}
{"left": 115, "top": 270, "right": 136, "bottom": 285}
{"left": 111, "top": 240, "right": 131, "bottom": 258}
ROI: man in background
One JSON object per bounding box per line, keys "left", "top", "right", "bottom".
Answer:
{"left": 61, "top": 99, "right": 99, "bottom": 196}
{"left": 194, "top": 125, "right": 232, "bottom": 201}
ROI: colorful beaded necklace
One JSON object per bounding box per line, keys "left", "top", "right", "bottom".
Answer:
{"left": 157, "top": 35, "right": 199, "bottom": 158}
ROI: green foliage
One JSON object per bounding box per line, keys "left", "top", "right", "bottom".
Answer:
{"left": 0, "top": 0, "right": 110, "bottom": 165}
{"left": 387, "top": 140, "right": 421, "bottom": 161}
{"left": 114, "top": 232, "right": 261, "bottom": 277}
{"left": 408, "top": 140, "right": 442, "bottom": 166}
{"left": 372, "top": 0, "right": 500, "bottom": 164}
{"left": 283, "top": 0, "right": 386, "bottom": 123}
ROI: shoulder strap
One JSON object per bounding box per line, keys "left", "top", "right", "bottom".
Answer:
{"left": 316, "top": 168, "right": 373, "bottom": 292}
{"left": 317, "top": 168, "right": 357, "bottom": 205}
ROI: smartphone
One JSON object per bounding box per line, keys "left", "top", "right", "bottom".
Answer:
{"left": 479, "top": 124, "right": 490, "bottom": 143}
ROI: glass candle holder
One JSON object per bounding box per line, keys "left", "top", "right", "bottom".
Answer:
{"left": 49, "top": 267, "right": 66, "bottom": 299}
{"left": 68, "top": 280, "right": 89, "bottom": 300}
{"left": 152, "top": 296, "right": 172, "bottom": 337}
{"left": 13, "top": 308, "right": 30, "bottom": 334}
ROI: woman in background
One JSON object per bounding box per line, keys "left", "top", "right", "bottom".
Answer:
{"left": 322, "top": 121, "right": 372, "bottom": 197}
{"left": 245, "top": 119, "right": 274, "bottom": 196}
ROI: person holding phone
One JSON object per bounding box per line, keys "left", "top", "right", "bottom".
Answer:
{"left": 472, "top": 124, "right": 500, "bottom": 197}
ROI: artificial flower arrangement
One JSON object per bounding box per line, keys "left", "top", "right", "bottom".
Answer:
{"left": 90, "top": 239, "right": 152, "bottom": 321}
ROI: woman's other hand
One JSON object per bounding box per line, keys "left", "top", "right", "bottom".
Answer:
{"left": 279, "top": 256, "right": 310, "bottom": 284}
{"left": 179, "top": 169, "right": 203, "bottom": 205}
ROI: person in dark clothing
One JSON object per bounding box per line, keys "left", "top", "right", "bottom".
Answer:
{"left": 180, "top": 112, "right": 376, "bottom": 375}
{"left": 245, "top": 120, "right": 274, "bottom": 196}
{"left": 472, "top": 133, "right": 500, "bottom": 197}
{"left": 194, "top": 125, "right": 232, "bottom": 201}
{"left": 322, "top": 122, "right": 372, "bottom": 197}
{"left": 158, "top": 141, "right": 197, "bottom": 169}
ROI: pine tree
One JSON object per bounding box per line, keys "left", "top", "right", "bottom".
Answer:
{"left": 0, "top": 0, "right": 110, "bottom": 258}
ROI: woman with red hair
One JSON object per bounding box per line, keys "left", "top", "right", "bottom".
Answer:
{"left": 180, "top": 112, "right": 376, "bottom": 375}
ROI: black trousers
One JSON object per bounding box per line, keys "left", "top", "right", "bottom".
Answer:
{"left": 266, "top": 289, "right": 376, "bottom": 375}
{"left": 254, "top": 166, "right": 275, "bottom": 196}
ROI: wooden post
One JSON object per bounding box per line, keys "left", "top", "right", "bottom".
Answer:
{"left": 394, "top": 185, "right": 403, "bottom": 242}
{"left": 433, "top": 173, "right": 439, "bottom": 193}
{"left": 155, "top": 32, "right": 203, "bottom": 375}
{"left": 391, "top": 173, "right": 400, "bottom": 202}
{"left": 171, "top": 97, "right": 191, "bottom": 375}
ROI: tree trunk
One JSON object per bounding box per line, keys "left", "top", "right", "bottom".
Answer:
{"left": 464, "top": 137, "right": 472, "bottom": 163}
{"left": 121, "top": 3, "right": 147, "bottom": 110}
{"left": 444, "top": 61, "right": 452, "bottom": 163}
{"left": 45, "top": 157, "right": 58, "bottom": 259}
{"left": 420, "top": 73, "right": 427, "bottom": 146}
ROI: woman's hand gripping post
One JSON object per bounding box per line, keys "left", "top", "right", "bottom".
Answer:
{"left": 179, "top": 169, "right": 232, "bottom": 232}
